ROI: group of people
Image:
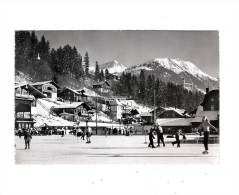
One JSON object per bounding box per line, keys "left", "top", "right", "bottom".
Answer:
{"left": 148, "top": 124, "right": 166, "bottom": 148}
{"left": 17, "top": 128, "right": 32, "bottom": 149}
{"left": 76, "top": 127, "right": 93, "bottom": 144}
{"left": 148, "top": 115, "right": 218, "bottom": 154}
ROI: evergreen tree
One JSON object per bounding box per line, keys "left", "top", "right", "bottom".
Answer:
{"left": 95, "top": 61, "right": 100, "bottom": 81}
{"left": 105, "top": 68, "right": 109, "bottom": 80}
{"left": 84, "top": 52, "right": 89, "bottom": 76}
{"left": 138, "top": 70, "right": 146, "bottom": 102}
{"left": 99, "top": 69, "right": 104, "bottom": 81}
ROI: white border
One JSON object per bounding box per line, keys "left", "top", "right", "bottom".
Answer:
{"left": 0, "top": 0, "right": 238, "bottom": 195}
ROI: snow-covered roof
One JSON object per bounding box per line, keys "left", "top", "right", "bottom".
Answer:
{"left": 32, "top": 80, "right": 60, "bottom": 88}
{"left": 140, "top": 112, "right": 152, "bottom": 117}
{"left": 33, "top": 114, "right": 75, "bottom": 127}
{"left": 53, "top": 102, "right": 88, "bottom": 109}
{"left": 15, "top": 93, "right": 35, "bottom": 100}
{"left": 191, "top": 111, "right": 219, "bottom": 123}
{"left": 156, "top": 118, "right": 192, "bottom": 127}
{"left": 62, "top": 87, "right": 80, "bottom": 95}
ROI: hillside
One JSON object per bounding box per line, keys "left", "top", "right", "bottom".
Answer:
{"left": 125, "top": 58, "right": 219, "bottom": 92}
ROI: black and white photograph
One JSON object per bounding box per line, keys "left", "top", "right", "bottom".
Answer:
{"left": 14, "top": 30, "right": 220, "bottom": 164}
{"left": 1, "top": 1, "right": 238, "bottom": 195}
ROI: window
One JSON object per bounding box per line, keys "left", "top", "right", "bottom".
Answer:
{"left": 211, "top": 105, "right": 215, "bottom": 111}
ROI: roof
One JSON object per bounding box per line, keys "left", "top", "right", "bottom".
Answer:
{"left": 140, "top": 112, "right": 152, "bottom": 117}
{"left": 15, "top": 93, "right": 34, "bottom": 101}
{"left": 159, "top": 108, "right": 185, "bottom": 118}
{"left": 15, "top": 84, "right": 46, "bottom": 98}
{"left": 92, "top": 80, "right": 110, "bottom": 87}
{"left": 191, "top": 111, "right": 219, "bottom": 123}
{"left": 31, "top": 80, "right": 60, "bottom": 89}
{"left": 201, "top": 89, "right": 219, "bottom": 107}
{"left": 53, "top": 102, "right": 91, "bottom": 110}
{"left": 33, "top": 114, "right": 74, "bottom": 127}
{"left": 61, "top": 87, "right": 80, "bottom": 95}
{"left": 156, "top": 118, "right": 192, "bottom": 127}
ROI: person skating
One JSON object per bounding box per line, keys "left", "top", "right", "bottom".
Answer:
{"left": 196, "top": 116, "right": 218, "bottom": 154}
{"left": 148, "top": 128, "right": 155, "bottom": 148}
{"left": 86, "top": 127, "right": 92, "bottom": 144}
{"left": 23, "top": 128, "right": 32, "bottom": 149}
{"left": 172, "top": 129, "right": 185, "bottom": 147}
{"left": 155, "top": 124, "right": 165, "bottom": 147}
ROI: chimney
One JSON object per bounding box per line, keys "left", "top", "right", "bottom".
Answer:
{"left": 206, "top": 87, "right": 209, "bottom": 94}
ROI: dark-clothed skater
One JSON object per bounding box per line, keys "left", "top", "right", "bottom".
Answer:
{"left": 172, "top": 129, "right": 185, "bottom": 147}
{"left": 155, "top": 124, "right": 165, "bottom": 147}
{"left": 196, "top": 116, "right": 218, "bottom": 154}
{"left": 148, "top": 128, "right": 155, "bottom": 148}
{"left": 23, "top": 129, "right": 32, "bottom": 149}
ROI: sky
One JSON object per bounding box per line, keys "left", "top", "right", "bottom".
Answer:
{"left": 35, "top": 30, "right": 219, "bottom": 78}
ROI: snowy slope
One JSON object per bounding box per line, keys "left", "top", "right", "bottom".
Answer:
{"left": 125, "top": 58, "right": 219, "bottom": 92}
{"left": 153, "top": 58, "right": 217, "bottom": 81}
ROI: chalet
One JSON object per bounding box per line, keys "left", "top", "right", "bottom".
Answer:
{"left": 51, "top": 102, "right": 91, "bottom": 122}
{"left": 15, "top": 94, "right": 35, "bottom": 129}
{"left": 31, "top": 80, "right": 59, "bottom": 101}
{"left": 58, "top": 87, "right": 80, "bottom": 102}
{"left": 150, "top": 106, "right": 166, "bottom": 118}
{"left": 140, "top": 112, "right": 153, "bottom": 125}
{"left": 155, "top": 108, "right": 191, "bottom": 133}
{"left": 76, "top": 89, "right": 89, "bottom": 102}
{"left": 191, "top": 89, "right": 219, "bottom": 128}
{"left": 155, "top": 118, "right": 192, "bottom": 133}
{"left": 92, "top": 80, "right": 110, "bottom": 94}
{"left": 107, "top": 99, "right": 124, "bottom": 121}
{"left": 158, "top": 108, "right": 190, "bottom": 118}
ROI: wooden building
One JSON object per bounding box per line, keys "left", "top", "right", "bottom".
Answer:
{"left": 31, "top": 80, "right": 59, "bottom": 101}
{"left": 52, "top": 102, "right": 91, "bottom": 122}
{"left": 15, "top": 94, "right": 35, "bottom": 129}
{"left": 158, "top": 108, "right": 189, "bottom": 118}
{"left": 58, "top": 87, "right": 80, "bottom": 102}
{"left": 191, "top": 89, "right": 219, "bottom": 129}
{"left": 92, "top": 80, "right": 110, "bottom": 94}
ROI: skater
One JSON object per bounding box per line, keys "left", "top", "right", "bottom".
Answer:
{"left": 86, "top": 127, "right": 92, "bottom": 144}
{"left": 81, "top": 128, "right": 85, "bottom": 140}
{"left": 23, "top": 128, "right": 32, "bottom": 149}
{"left": 148, "top": 128, "right": 155, "bottom": 148}
{"left": 196, "top": 116, "right": 218, "bottom": 154}
{"left": 18, "top": 128, "right": 22, "bottom": 138}
{"left": 155, "top": 124, "right": 165, "bottom": 147}
{"left": 172, "top": 129, "right": 185, "bottom": 147}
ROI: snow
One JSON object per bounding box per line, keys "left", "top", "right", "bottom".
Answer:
{"left": 191, "top": 110, "right": 219, "bottom": 123}
{"left": 153, "top": 58, "right": 218, "bottom": 81}
{"left": 33, "top": 114, "right": 74, "bottom": 127}
{"left": 118, "top": 99, "right": 151, "bottom": 113}
{"left": 15, "top": 71, "right": 33, "bottom": 84}
{"left": 91, "top": 111, "right": 112, "bottom": 122}
{"left": 99, "top": 60, "right": 127, "bottom": 74}
{"left": 156, "top": 118, "right": 192, "bottom": 126}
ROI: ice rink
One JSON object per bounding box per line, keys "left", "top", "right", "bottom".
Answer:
{"left": 15, "top": 135, "right": 219, "bottom": 164}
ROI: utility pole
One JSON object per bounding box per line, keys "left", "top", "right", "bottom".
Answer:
{"left": 96, "top": 95, "right": 98, "bottom": 135}
{"left": 154, "top": 88, "right": 156, "bottom": 125}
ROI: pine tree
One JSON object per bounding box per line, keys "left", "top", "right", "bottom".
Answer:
{"left": 99, "top": 69, "right": 104, "bottom": 81}
{"left": 84, "top": 52, "right": 89, "bottom": 76}
{"left": 105, "top": 68, "right": 109, "bottom": 80}
{"left": 95, "top": 61, "right": 100, "bottom": 81}
{"left": 138, "top": 70, "right": 146, "bottom": 102}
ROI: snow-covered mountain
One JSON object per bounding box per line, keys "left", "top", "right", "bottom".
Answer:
{"left": 125, "top": 58, "right": 218, "bottom": 92}
{"left": 99, "top": 60, "right": 127, "bottom": 74}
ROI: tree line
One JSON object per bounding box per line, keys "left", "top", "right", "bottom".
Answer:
{"left": 15, "top": 31, "right": 109, "bottom": 83}
{"left": 112, "top": 70, "right": 204, "bottom": 112}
